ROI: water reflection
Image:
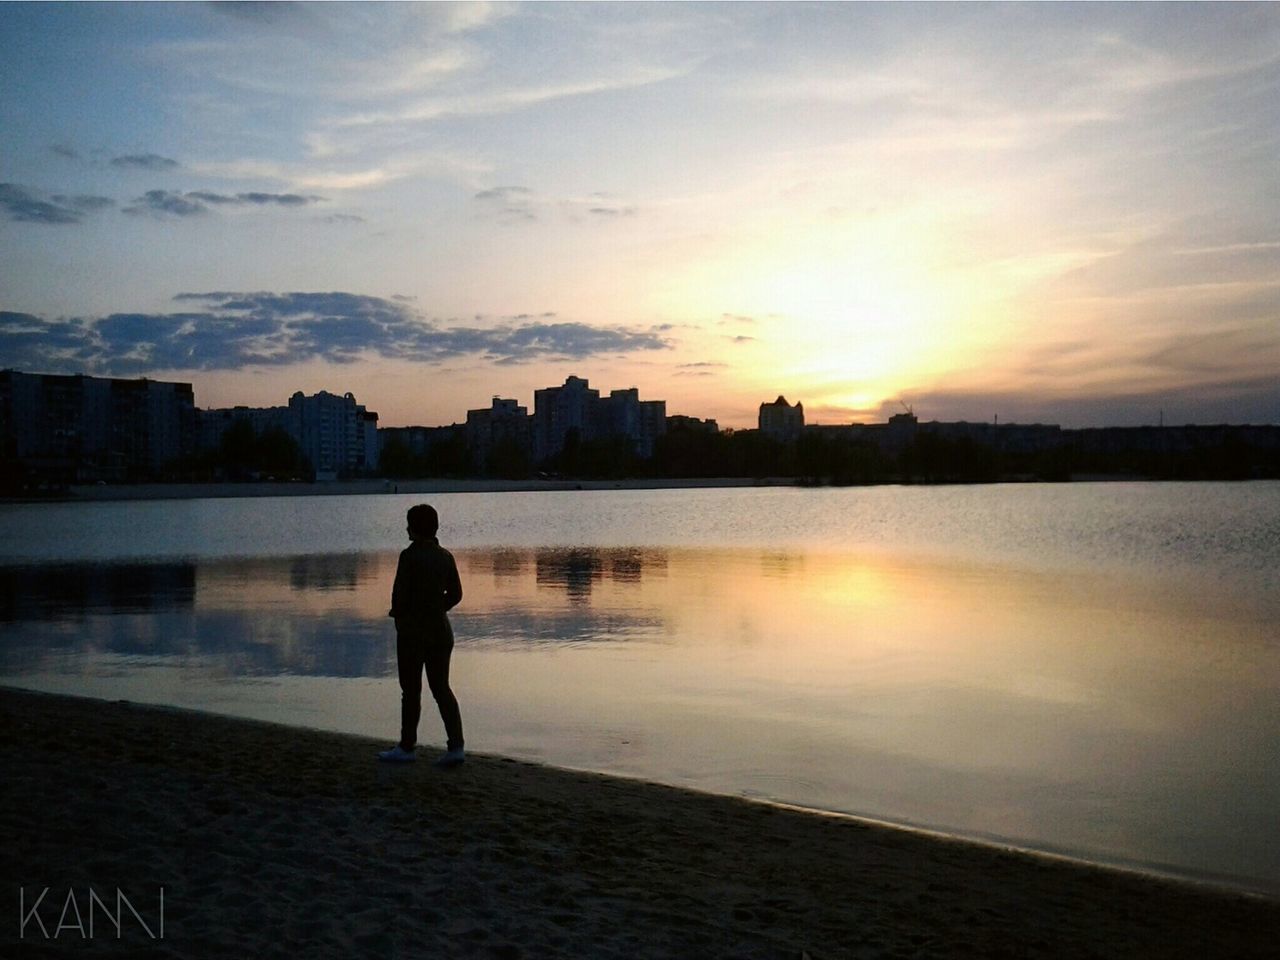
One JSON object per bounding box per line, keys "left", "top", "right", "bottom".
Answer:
{"left": 532, "top": 547, "right": 667, "bottom": 601}
{"left": 536, "top": 548, "right": 602, "bottom": 601}
{"left": 0, "top": 546, "right": 675, "bottom": 676}
{"left": 288, "top": 553, "right": 367, "bottom": 592}
{"left": 0, "top": 563, "right": 196, "bottom": 621}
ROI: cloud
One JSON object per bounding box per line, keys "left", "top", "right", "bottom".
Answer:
{"left": 189, "top": 190, "right": 325, "bottom": 207}
{"left": 0, "top": 292, "right": 673, "bottom": 376}
{"left": 474, "top": 185, "right": 537, "bottom": 223}
{"left": 892, "top": 377, "right": 1280, "bottom": 429}
{"left": 208, "top": 1, "right": 302, "bottom": 25}
{"left": 473, "top": 186, "right": 530, "bottom": 202}
{"left": 476, "top": 185, "right": 641, "bottom": 225}
{"left": 0, "top": 184, "right": 115, "bottom": 225}
{"left": 0, "top": 312, "right": 101, "bottom": 366}
{"left": 335, "top": 65, "right": 692, "bottom": 128}
{"left": 50, "top": 144, "right": 80, "bottom": 161}
{"left": 110, "top": 153, "right": 180, "bottom": 171}
{"left": 123, "top": 190, "right": 326, "bottom": 218}
{"left": 123, "top": 190, "right": 207, "bottom": 218}
{"left": 323, "top": 213, "right": 366, "bottom": 225}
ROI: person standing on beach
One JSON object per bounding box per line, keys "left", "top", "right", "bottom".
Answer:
{"left": 379, "top": 504, "right": 466, "bottom": 767}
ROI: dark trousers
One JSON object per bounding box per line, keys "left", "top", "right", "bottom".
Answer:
{"left": 396, "top": 617, "right": 463, "bottom": 752}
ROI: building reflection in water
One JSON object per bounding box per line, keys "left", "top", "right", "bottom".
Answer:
{"left": 0, "top": 546, "right": 675, "bottom": 677}
{"left": 0, "top": 563, "right": 197, "bottom": 622}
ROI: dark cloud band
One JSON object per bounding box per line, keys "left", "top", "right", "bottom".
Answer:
{"left": 0, "top": 183, "right": 115, "bottom": 225}
{"left": 124, "top": 190, "right": 326, "bottom": 217}
{"left": 0, "top": 292, "right": 672, "bottom": 376}
{"left": 110, "top": 154, "right": 180, "bottom": 170}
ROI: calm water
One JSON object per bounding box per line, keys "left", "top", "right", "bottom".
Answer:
{"left": 2, "top": 483, "right": 1278, "bottom": 894}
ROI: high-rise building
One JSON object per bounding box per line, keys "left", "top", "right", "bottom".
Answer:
{"left": 638, "top": 399, "right": 667, "bottom": 458}
{"left": 0, "top": 370, "right": 195, "bottom": 483}
{"left": 288, "top": 390, "right": 379, "bottom": 479}
{"left": 533, "top": 375, "right": 600, "bottom": 462}
{"left": 466, "top": 397, "right": 531, "bottom": 473}
{"left": 533, "top": 377, "right": 669, "bottom": 462}
{"left": 759, "top": 395, "right": 804, "bottom": 441}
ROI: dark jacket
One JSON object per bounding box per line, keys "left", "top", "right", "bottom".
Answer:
{"left": 389, "top": 537, "right": 463, "bottom": 624}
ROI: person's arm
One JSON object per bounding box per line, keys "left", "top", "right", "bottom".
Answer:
{"left": 389, "top": 550, "right": 406, "bottom": 617}
{"left": 442, "top": 554, "right": 463, "bottom": 611}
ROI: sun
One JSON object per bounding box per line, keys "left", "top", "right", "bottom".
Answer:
{"left": 675, "top": 207, "right": 1029, "bottom": 405}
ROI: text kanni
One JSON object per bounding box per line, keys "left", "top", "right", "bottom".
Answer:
{"left": 19, "top": 887, "right": 164, "bottom": 939}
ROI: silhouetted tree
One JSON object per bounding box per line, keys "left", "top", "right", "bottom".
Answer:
{"left": 487, "top": 436, "right": 532, "bottom": 479}
{"left": 425, "top": 433, "right": 471, "bottom": 476}
{"left": 900, "top": 433, "right": 998, "bottom": 483}
{"left": 379, "top": 435, "right": 422, "bottom": 478}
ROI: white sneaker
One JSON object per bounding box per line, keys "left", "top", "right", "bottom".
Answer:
{"left": 434, "top": 747, "right": 465, "bottom": 768}
{"left": 378, "top": 745, "right": 417, "bottom": 762}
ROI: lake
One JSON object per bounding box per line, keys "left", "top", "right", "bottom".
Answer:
{"left": 2, "top": 482, "right": 1278, "bottom": 895}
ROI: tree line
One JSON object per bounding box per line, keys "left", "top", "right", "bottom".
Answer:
{"left": 378, "top": 425, "right": 1280, "bottom": 484}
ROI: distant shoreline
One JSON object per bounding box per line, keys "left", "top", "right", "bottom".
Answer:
{"left": 50, "top": 476, "right": 789, "bottom": 502}
{"left": 3, "top": 472, "right": 1271, "bottom": 504}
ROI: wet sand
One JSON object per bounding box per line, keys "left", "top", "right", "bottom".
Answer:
{"left": 2, "top": 687, "right": 1276, "bottom": 959}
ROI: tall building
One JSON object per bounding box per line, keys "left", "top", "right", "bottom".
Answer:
{"left": 759, "top": 395, "right": 804, "bottom": 441}
{"left": 532, "top": 376, "right": 671, "bottom": 462}
{"left": 288, "top": 390, "right": 379, "bottom": 479}
{"left": 0, "top": 370, "right": 195, "bottom": 483}
{"left": 466, "top": 397, "right": 531, "bottom": 473}
{"left": 596, "top": 389, "right": 668, "bottom": 458}
{"left": 638, "top": 399, "right": 667, "bottom": 458}
{"left": 533, "top": 375, "right": 600, "bottom": 462}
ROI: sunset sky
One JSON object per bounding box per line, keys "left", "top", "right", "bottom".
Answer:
{"left": 2, "top": 2, "right": 1278, "bottom": 428}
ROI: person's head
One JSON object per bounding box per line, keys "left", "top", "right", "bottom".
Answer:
{"left": 406, "top": 503, "right": 439, "bottom": 541}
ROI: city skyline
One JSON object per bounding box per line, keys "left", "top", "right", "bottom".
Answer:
{"left": 3, "top": 3, "right": 1280, "bottom": 430}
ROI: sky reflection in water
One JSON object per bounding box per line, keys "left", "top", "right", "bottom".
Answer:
{"left": 2, "top": 540, "right": 1277, "bottom": 895}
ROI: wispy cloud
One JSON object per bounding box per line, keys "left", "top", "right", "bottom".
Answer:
{"left": 334, "top": 66, "right": 689, "bottom": 129}
{"left": 122, "top": 190, "right": 325, "bottom": 218}
{"left": 473, "top": 184, "right": 535, "bottom": 223}
{"left": 190, "top": 152, "right": 487, "bottom": 192}
{"left": 891, "top": 375, "right": 1280, "bottom": 428}
{"left": 110, "top": 153, "right": 180, "bottom": 171}
{"left": 674, "top": 361, "right": 726, "bottom": 378}
{"left": 474, "top": 186, "right": 640, "bottom": 225}
{"left": 0, "top": 184, "right": 115, "bottom": 225}
{"left": 0, "top": 292, "right": 673, "bottom": 375}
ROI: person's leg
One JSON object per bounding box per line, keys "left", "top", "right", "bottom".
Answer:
{"left": 423, "top": 629, "right": 463, "bottom": 752}
{"left": 396, "top": 626, "right": 425, "bottom": 751}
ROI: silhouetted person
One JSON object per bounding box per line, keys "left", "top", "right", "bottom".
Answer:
{"left": 378, "top": 504, "right": 465, "bottom": 767}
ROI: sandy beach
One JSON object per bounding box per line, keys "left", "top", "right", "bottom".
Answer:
{"left": 2, "top": 688, "right": 1277, "bottom": 958}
